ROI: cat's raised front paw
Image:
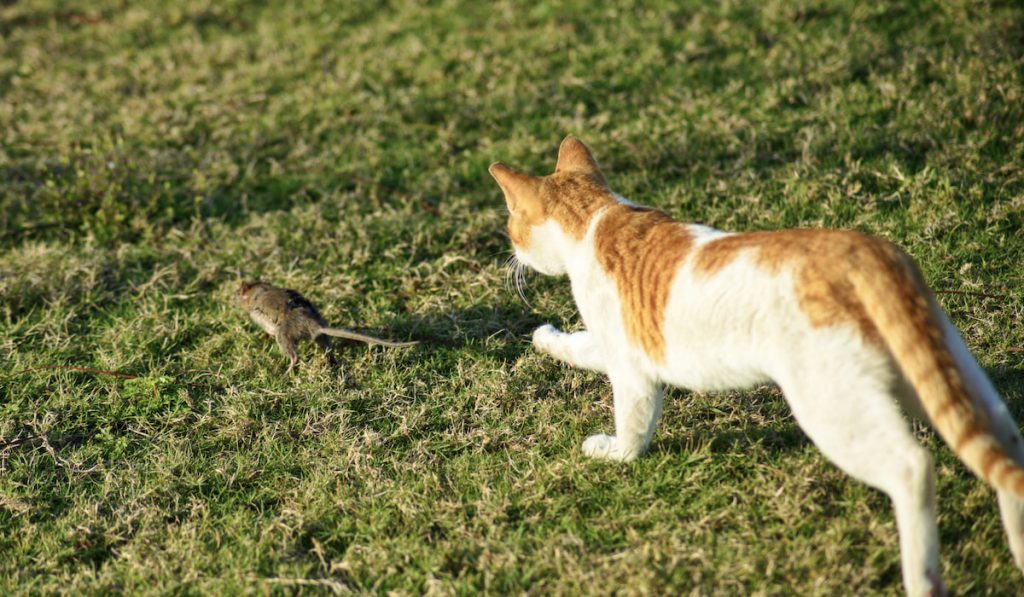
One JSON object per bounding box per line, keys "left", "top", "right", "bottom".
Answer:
{"left": 532, "top": 324, "right": 561, "bottom": 354}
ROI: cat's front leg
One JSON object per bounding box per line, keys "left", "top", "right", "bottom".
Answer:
{"left": 583, "top": 372, "right": 663, "bottom": 462}
{"left": 532, "top": 324, "right": 607, "bottom": 373}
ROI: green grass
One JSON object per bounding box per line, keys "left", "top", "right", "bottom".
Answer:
{"left": 2, "top": 0, "right": 1023, "bottom": 593}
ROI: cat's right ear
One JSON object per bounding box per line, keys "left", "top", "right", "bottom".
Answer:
{"left": 489, "top": 162, "right": 541, "bottom": 214}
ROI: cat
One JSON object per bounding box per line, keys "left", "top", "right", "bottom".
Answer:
{"left": 489, "top": 136, "right": 1024, "bottom": 596}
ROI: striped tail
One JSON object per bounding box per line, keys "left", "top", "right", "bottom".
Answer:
{"left": 849, "top": 238, "right": 1024, "bottom": 497}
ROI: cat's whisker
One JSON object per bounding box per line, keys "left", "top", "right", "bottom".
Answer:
{"left": 503, "top": 255, "right": 517, "bottom": 295}
{"left": 505, "top": 257, "right": 517, "bottom": 292}
{"left": 513, "top": 258, "right": 532, "bottom": 309}
{"left": 502, "top": 253, "right": 530, "bottom": 308}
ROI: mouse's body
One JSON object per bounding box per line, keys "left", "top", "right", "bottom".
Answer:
{"left": 237, "top": 280, "right": 416, "bottom": 372}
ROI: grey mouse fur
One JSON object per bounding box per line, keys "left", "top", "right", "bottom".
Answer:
{"left": 236, "top": 280, "right": 417, "bottom": 373}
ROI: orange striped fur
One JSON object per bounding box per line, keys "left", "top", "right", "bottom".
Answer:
{"left": 594, "top": 205, "right": 693, "bottom": 361}
{"left": 540, "top": 172, "right": 614, "bottom": 240}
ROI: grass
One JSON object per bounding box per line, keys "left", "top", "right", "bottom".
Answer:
{"left": 1, "top": 0, "right": 1023, "bottom": 593}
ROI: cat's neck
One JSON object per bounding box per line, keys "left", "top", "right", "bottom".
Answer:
{"left": 565, "top": 201, "right": 622, "bottom": 279}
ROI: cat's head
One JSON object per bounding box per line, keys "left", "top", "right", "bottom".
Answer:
{"left": 488, "top": 136, "right": 615, "bottom": 275}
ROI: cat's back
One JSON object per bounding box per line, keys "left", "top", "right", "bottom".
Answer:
{"left": 657, "top": 226, "right": 908, "bottom": 388}
{"left": 675, "top": 226, "right": 904, "bottom": 332}
{"left": 690, "top": 227, "right": 896, "bottom": 276}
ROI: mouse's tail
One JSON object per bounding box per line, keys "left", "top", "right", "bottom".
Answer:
{"left": 318, "top": 327, "right": 418, "bottom": 347}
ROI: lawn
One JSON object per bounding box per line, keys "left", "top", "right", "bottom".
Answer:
{"left": 2, "top": 0, "right": 1023, "bottom": 594}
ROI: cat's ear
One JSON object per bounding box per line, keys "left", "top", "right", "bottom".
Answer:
{"left": 556, "top": 136, "right": 602, "bottom": 177}
{"left": 489, "top": 162, "right": 542, "bottom": 214}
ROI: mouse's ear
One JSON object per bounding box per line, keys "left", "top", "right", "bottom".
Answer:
{"left": 488, "top": 162, "right": 542, "bottom": 215}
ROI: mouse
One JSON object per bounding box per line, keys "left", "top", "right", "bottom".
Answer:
{"left": 236, "top": 280, "right": 417, "bottom": 373}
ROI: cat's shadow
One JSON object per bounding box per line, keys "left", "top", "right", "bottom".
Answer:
{"left": 986, "top": 366, "right": 1024, "bottom": 417}
{"left": 651, "top": 419, "right": 810, "bottom": 457}
{"left": 649, "top": 366, "right": 1024, "bottom": 458}
{"left": 345, "top": 307, "right": 1024, "bottom": 457}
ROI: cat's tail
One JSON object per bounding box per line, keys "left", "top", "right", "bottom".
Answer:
{"left": 850, "top": 238, "right": 1024, "bottom": 497}
{"left": 318, "top": 327, "right": 418, "bottom": 348}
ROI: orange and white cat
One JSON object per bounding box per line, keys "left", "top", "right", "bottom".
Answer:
{"left": 489, "top": 136, "right": 1024, "bottom": 596}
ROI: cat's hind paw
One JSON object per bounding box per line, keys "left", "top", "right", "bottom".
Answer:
{"left": 582, "top": 434, "right": 636, "bottom": 462}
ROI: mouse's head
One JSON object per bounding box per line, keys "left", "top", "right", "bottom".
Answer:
{"left": 236, "top": 279, "right": 269, "bottom": 309}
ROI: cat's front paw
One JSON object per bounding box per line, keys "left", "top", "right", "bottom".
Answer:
{"left": 581, "top": 434, "right": 618, "bottom": 462}
{"left": 532, "top": 324, "right": 562, "bottom": 355}
{"left": 582, "top": 434, "right": 641, "bottom": 462}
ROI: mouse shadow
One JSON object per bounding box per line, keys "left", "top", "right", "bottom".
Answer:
{"left": 335, "top": 303, "right": 547, "bottom": 363}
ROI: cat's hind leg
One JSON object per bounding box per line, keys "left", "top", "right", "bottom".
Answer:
{"left": 781, "top": 372, "right": 945, "bottom": 597}
{"left": 533, "top": 325, "right": 607, "bottom": 373}
{"left": 989, "top": 412, "right": 1024, "bottom": 571}
{"left": 998, "top": 490, "right": 1024, "bottom": 572}
{"left": 582, "top": 371, "right": 662, "bottom": 462}
{"left": 902, "top": 377, "right": 1024, "bottom": 573}
{"left": 935, "top": 312, "right": 1024, "bottom": 572}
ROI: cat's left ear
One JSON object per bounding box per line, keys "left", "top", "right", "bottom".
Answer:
{"left": 489, "top": 162, "right": 542, "bottom": 215}
{"left": 555, "top": 136, "right": 603, "bottom": 178}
